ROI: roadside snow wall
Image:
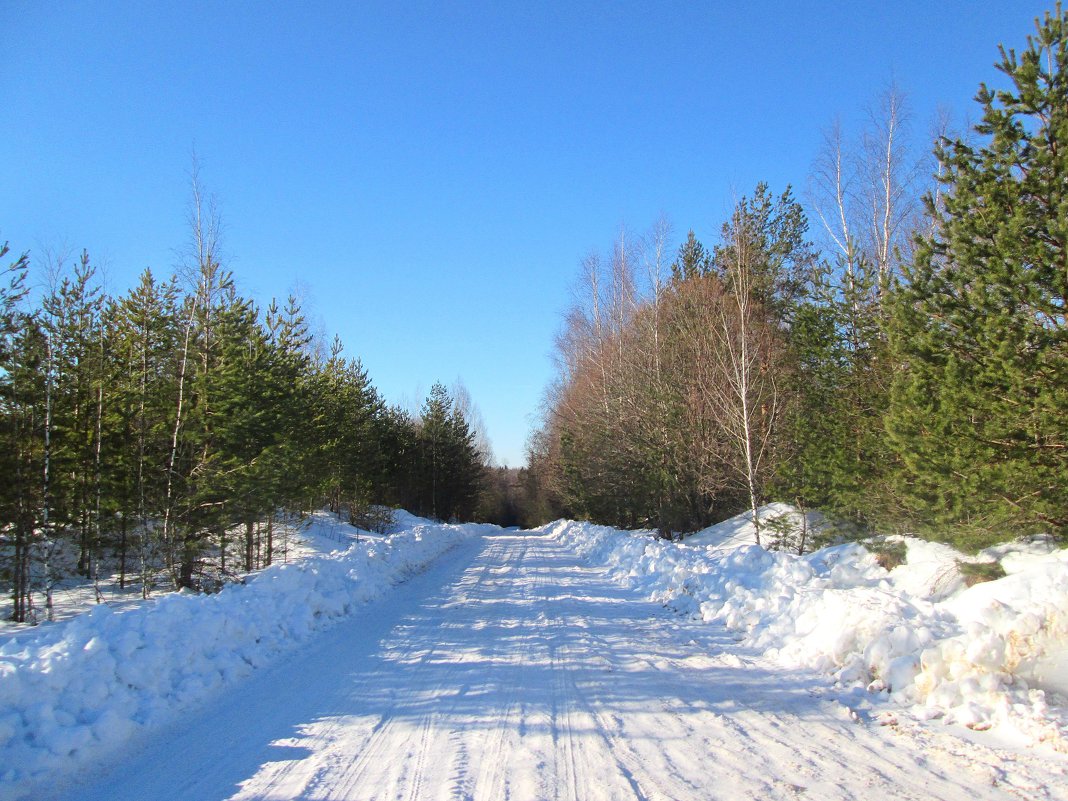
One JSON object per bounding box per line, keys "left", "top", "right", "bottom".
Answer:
{"left": 0, "top": 520, "right": 483, "bottom": 800}
{"left": 549, "top": 519, "right": 1068, "bottom": 749}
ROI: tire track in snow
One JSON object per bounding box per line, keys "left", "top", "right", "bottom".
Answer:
{"left": 310, "top": 541, "right": 508, "bottom": 801}
{"left": 53, "top": 529, "right": 1067, "bottom": 801}
{"left": 536, "top": 551, "right": 654, "bottom": 801}
{"left": 573, "top": 585, "right": 996, "bottom": 799}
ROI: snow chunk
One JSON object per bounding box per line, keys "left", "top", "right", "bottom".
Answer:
{"left": 548, "top": 510, "right": 1068, "bottom": 749}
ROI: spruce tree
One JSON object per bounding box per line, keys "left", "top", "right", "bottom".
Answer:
{"left": 886, "top": 5, "right": 1068, "bottom": 546}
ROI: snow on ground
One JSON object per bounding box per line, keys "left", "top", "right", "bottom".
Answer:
{"left": 683, "top": 501, "right": 827, "bottom": 551}
{"left": 40, "top": 528, "right": 1068, "bottom": 801}
{"left": 551, "top": 509, "right": 1068, "bottom": 752}
{"left": 0, "top": 510, "right": 395, "bottom": 638}
{"left": 6, "top": 508, "right": 1067, "bottom": 801}
{"left": 0, "top": 514, "right": 486, "bottom": 801}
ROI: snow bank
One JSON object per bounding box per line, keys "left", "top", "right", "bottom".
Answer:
{"left": 0, "top": 517, "right": 483, "bottom": 801}
{"left": 683, "top": 502, "right": 826, "bottom": 551}
{"left": 549, "top": 515, "right": 1068, "bottom": 748}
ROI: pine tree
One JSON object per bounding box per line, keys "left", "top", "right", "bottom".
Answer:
{"left": 210, "top": 287, "right": 271, "bottom": 574}
{"left": 376, "top": 405, "right": 420, "bottom": 512}
{"left": 445, "top": 400, "right": 484, "bottom": 521}
{"left": 712, "top": 183, "right": 817, "bottom": 320}
{"left": 776, "top": 254, "right": 892, "bottom": 528}
{"left": 669, "top": 230, "right": 712, "bottom": 282}
{"left": 258, "top": 295, "right": 316, "bottom": 562}
{"left": 40, "top": 252, "right": 108, "bottom": 581}
{"left": 0, "top": 241, "right": 39, "bottom": 622}
{"left": 415, "top": 383, "right": 484, "bottom": 521}
{"left": 886, "top": 5, "right": 1068, "bottom": 546}
{"left": 418, "top": 383, "right": 453, "bottom": 520}
{"left": 108, "top": 270, "right": 182, "bottom": 593}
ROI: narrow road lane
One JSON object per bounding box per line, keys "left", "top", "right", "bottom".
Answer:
{"left": 54, "top": 531, "right": 1060, "bottom": 801}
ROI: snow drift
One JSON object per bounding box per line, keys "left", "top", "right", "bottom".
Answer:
{"left": 548, "top": 510, "right": 1068, "bottom": 749}
{"left": 0, "top": 517, "right": 485, "bottom": 801}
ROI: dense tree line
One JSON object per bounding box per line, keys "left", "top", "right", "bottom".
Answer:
{"left": 1, "top": 184, "right": 485, "bottom": 623}
{"left": 528, "top": 8, "right": 1067, "bottom": 551}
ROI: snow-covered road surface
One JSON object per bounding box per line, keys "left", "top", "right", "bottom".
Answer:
{"left": 52, "top": 530, "right": 1064, "bottom": 801}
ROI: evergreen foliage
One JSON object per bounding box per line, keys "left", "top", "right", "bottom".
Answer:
{"left": 886, "top": 5, "right": 1068, "bottom": 547}
{"left": 5, "top": 7, "right": 1066, "bottom": 620}
{"left": 528, "top": 10, "right": 1067, "bottom": 552}
{"left": 0, "top": 242, "right": 491, "bottom": 621}
{"left": 669, "top": 230, "right": 712, "bottom": 282}
{"left": 415, "top": 383, "right": 484, "bottom": 522}
{"left": 775, "top": 255, "right": 893, "bottom": 528}
{"left": 711, "top": 183, "right": 817, "bottom": 319}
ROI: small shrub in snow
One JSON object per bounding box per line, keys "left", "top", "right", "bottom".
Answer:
{"left": 872, "top": 540, "right": 907, "bottom": 572}
{"left": 958, "top": 560, "right": 1006, "bottom": 587}
{"left": 350, "top": 504, "right": 396, "bottom": 535}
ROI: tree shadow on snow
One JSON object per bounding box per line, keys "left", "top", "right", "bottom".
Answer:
{"left": 59, "top": 533, "right": 846, "bottom": 801}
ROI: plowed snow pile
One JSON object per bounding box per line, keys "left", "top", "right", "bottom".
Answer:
{"left": 0, "top": 516, "right": 484, "bottom": 800}
{"left": 550, "top": 506, "right": 1068, "bottom": 749}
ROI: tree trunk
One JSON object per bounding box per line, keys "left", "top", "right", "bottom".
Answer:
{"left": 265, "top": 514, "right": 273, "bottom": 567}
{"left": 92, "top": 362, "right": 104, "bottom": 585}
{"left": 11, "top": 522, "right": 26, "bottom": 623}
{"left": 119, "top": 514, "right": 128, "bottom": 590}
{"left": 795, "top": 497, "right": 809, "bottom": 556}
{"left": 245, "top": 519, "right": 255, "bottom": 572}
{"left": 164, "top": 295, "right": 196, "bottom": 588}
{"left": 179, "top": 536, "right": 198, "bottom": 590}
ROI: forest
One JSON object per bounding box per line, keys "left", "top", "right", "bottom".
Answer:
{"left": 3, "top": 8, "right": 1066, "bottom": 623}
{"left": 522, "top": 10, "right": 1066, "bottom": 551}
{"left": 0, "top": 172, "right": 486, "bottom": 623}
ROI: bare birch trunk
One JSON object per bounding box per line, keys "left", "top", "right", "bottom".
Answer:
{"left": 164, "top": 296, "right": 195, "bottom": 587}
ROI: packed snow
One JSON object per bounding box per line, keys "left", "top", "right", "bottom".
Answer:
{"left": 550, "top": 505, "right": 1068, "bottom": 751}
{"left": 23, "top": 528, "right": 1068, "bottom": 801}
{"left": 4, "top": 507, "right": 1067, "bottom": 801}
{"left": 0, "top": 513, "right": 487, "bottom": 801}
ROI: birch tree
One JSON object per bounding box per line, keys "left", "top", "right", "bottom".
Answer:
{"left": 706, "top": 220, "right": 780, "bottom": 545}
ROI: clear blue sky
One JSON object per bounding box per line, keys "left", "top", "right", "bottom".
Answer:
{"left": 2, "top": 0, "right": 1038, "bottom": 466}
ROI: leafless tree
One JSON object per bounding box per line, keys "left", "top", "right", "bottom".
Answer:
{"left": 809, "top": 84, "right": 926, "bottom": 296}
{"left": 860, "top": 85, "right": 919, "bottom": 287}
{"left": 679, "top": 215, "right": 782, "bottom": 545}
{"left": 164, "top": 154, "right": 227, "bottom": 588}
{"left": 451, "top": 378, "right": 494, "bottom": 466}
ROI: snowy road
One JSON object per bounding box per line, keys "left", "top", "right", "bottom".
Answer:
{"left": 53, "top": 530, "right": 1062, "bottom": 801}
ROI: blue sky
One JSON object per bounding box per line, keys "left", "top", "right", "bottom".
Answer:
{"left": 2, "top": 0, "right": 1038, "bottom": 465}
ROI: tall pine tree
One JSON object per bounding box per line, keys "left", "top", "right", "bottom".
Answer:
{"left": 886, "top": 6, "right": 1068, "bottom": 547}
